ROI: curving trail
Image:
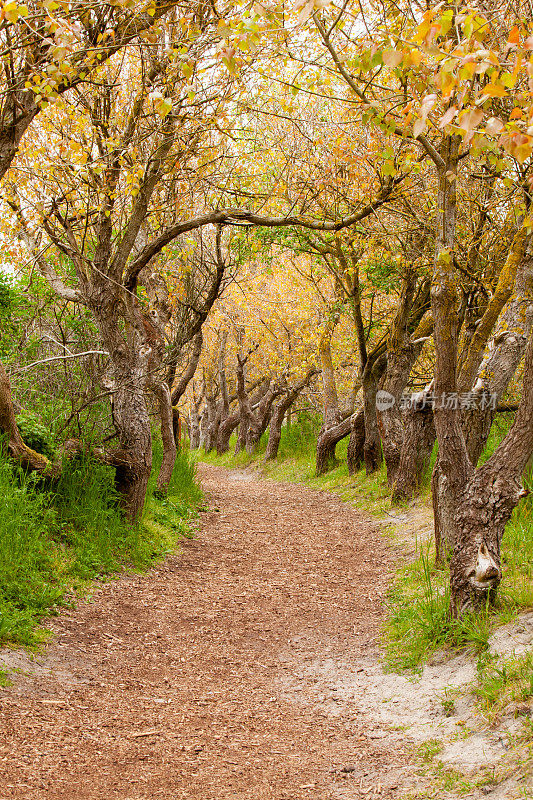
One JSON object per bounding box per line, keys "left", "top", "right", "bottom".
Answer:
{"left": 0, "top": 464, "right": 412, "bottom": 799}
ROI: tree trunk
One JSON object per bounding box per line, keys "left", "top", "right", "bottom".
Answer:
{"left": 199, "top": 408, "right": 209, "bottom": 450}
{"left": 264, "top": 396, "right": 291, "bottom": 461}
{"left": 217, "top": 379, "right": 269, "bottom": 455}
{"left": 90, "top": 293, "right": 153, "bottom": 522}
{"left": 245, "top": 384, "right": 280, "bottom": 454}
{"left": 392, "top": 399, "right": 435, "bottom": 502}
{"left": 434, "top": 232, "right": 533, "bottom": 559}
{"left": 316, "top": 414, "right": 352, "bottom": 475}
{"left": 315, "top": 311, "right": 345, "bottom": 473}
{"left": 172, "top": 407, "right": 182, "bottom": 447}
{"left": 347, "top": 410, "right": 365, "bottom": 474}
{"left": 377, "top": 312, "right": 432, "bottom": 487}
{"left": 318, "top": 313, "right": 341, "bottom": 428}
{"left": 463, "top": 249, "right": 533, "bottom": 465}
{"left": 152, "top": 381, "right": 177, "bottom": 496}
{"left": 189, "top": 397, "right": 201, "bottom": 449}
{"left": 362, "top": 367, "right": 383, "bottom": 475}
{"left": 108, "top": 359, "right": 153, "bottom": 521}
{"left": 170, "top": 330, "right": 203, "bottom": 405}
{"left": 264, "top": 370, "right": 318, "bottom": 461}
{"left": 430, "top": 136, "right": 468, "bottom": 563}
{"left": 217, "top": 407, "right": 240, "bottom": 454}
{"left": 450, "top": 325, "right": 533, "bottom": 615}
{"left": 203, "top": 392, "right": 218, "bottom": 452}
{"left": 235, "top": 418, "right": 248, "bottom": 454}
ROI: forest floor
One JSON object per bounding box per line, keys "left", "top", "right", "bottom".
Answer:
{"left": 0, "top": 464, "right": 530, "bottom": 799}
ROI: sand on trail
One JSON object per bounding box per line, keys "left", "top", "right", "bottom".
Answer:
{"left": 0, "top": 464, "right": 414, "bottom": 800}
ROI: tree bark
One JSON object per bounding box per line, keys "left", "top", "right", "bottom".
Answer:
{"left": 151, "top": 381, "right": 176, "bottom": 496}
{"left": 170, "top": 330, "right": 203, "bottom": 406}
{"left": 217, "top": 407, "right": 240, "bottom": 454}
{"left": 235, "top": 417, "right": 249, "bottom": 454}
{"left": 450, "top": 324, "right": 533, "bottom": 615}
{"left": 189, "top": 395, "right": 202, "bottom": 449}
{"left": 264, "top": 395, "right": 292, "bottom": 461}
{"left": 430, "top": 136, "right": 468, "bottom": 563}
{"left": 463, "top": 249, "right": 533, "bottom": 465}
{"left": 376, "top": 274, "right": 432, "bottom": 487}
{"left": 362, "top": 356, "right": 387, "bottom": 475}
{"left": 315, "top": 311, "right": 345, "bottom": 473}
{"left": 392, "top": 397, "right": 435, "bottom": 502}
{"left": 96, "top": 318, "right": 153, "bottom": 521}
{"left": 316, "top": 414, "right": 352, "bottom": 475}
{"left": 216, "top": 379, "right": 269, "bottom": 455}
{"left": 433, "top": 233, "right": 533, "bottom": 559}
{"left": 199, "top": 408, "right": 209, "bottom": 450}
{"left": 245, "top": 383, "right": 281, "bottom": 454}
{"left": 347, "top": 410, "right": 365, "bottom": 474}
{"left": 264, "top": 369, "right": 318, "bottom": 460}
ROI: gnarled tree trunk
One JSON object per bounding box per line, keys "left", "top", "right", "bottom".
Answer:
{"left": 217, "top": 407, "right": 240, "bottom": 454}
{"left": 316, "top": 413, "right": 352, "bottom": 475}
{"left": 450, "top": 326, "right": 533, "bottom": 615}
{"left": 151, "top": 381, "right": 176, "bottom": 495}
{"left": 216, "top": 379, "right": 269, "bottom": 455}
{"left": 464, "top": 249, "right": 533, "bottom": 465}
{"left": 93, "top": 297, "right": 153, "bottom": 522}
{"left": 362, "top": 374, "right": 381, "bottom": 474}
{"left": 362, "top": 357, "right": 386, "bottom": 475}
{"left": 188, "top": 394, "right": 202, "bottom": 449}
{"left": 347, "top": 409, "right": 365, "bottom": 475}
{"left": 199, "top": 407, "right": 209, "bottom": 450}
{"left": 392, "top": 398, "right": 435, "bottom": 502}
{"left": 246, "top": 383, "right": 281, "bottom": 454}
{"left": 316, "top": 312, "right": 344, "bottom": 473}
{"left": 434, "top": 228, "right": 532, "bottom": 560}
{"left": 264, "top": 369, "right": 318, "bottom": 461}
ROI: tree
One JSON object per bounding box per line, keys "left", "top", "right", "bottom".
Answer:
{"left": 286, "top": 0, "right": 533, "bottom": 612}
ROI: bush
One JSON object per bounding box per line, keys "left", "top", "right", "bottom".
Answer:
{"left": 16, "top": 411, "right": 56, "bottom": 460}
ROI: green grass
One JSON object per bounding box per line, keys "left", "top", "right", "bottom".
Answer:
{"left": 382, "top": 545, "right": 519, "bottom": 671}
{"left": 474, "top": 649, "right": 533, "bottom": 721}
{"left": 0, "top": 440, "right": 202, "bottom": 650}
{"left": 383, "top": 494, "right": 533, "bottom": 672}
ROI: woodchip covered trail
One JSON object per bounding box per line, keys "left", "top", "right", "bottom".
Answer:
{"left": 0, "top": 464, "right": 412, "bottom": 799}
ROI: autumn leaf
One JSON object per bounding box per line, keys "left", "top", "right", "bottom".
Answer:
{"left": 507, "top": 26, "right": 520, "bottom": 45}
{"left": 485, "top": 117, "right": 504, "bottom": 136}
{"left": 413, "top": 93, "right": 437, "bottom": 138}
{"left": 438, "top": 106, "right": 457, "bottom": 129}
{"left": 481, "top": 83, "right": 508, "bottom": 99}
{"left": 382, "top": 49, "right": 403, "bottom": 69}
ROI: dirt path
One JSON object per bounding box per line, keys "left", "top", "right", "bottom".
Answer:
{"left": 0, "top": 464, "right": 413, "bottom": 800}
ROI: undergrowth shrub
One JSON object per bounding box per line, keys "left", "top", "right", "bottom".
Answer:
{"left": 16, "top": 411, "right": 56, "bottom": 460}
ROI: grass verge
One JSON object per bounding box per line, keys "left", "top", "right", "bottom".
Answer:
{"left": 0, "top": 440, "right": 202, "bottom": 650}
